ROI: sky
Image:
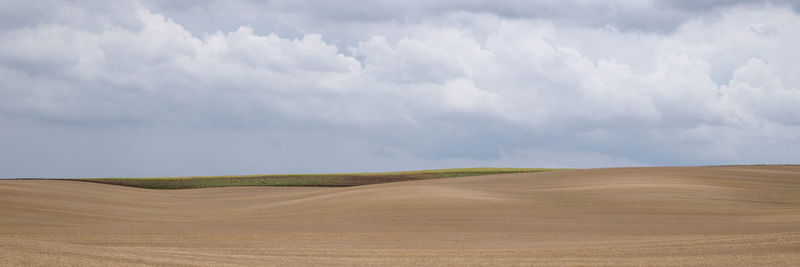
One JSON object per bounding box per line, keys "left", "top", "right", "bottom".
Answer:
{"left": 1, "top": 0, "right": 799, "bottom": 178}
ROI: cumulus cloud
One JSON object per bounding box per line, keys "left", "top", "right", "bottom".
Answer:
{"left": 0, "top": 1, "right": 798, "bottom": 177}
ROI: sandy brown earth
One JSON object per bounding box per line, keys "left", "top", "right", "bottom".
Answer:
{"left": 2, "top": 166, "right": 800, "bottom": 266}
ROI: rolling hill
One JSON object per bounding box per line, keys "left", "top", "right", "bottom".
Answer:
{"left": 2, "top": 166, "right": 799, "bottom": 265}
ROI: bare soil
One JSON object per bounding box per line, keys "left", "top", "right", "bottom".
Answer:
{"left": 2, "top": 166, "right": 800, "bottom": 266}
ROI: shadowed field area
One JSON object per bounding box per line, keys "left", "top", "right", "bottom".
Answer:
{"left": 2, "top": 166, "right": 800, "bottom": 265}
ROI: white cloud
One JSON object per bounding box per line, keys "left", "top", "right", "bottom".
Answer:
{"left": 0, "top": 2, "right": 798, "bottom": 177}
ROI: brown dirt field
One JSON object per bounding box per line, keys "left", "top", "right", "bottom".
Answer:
{"left": 2, "top": 166, "right": 800, "bottom": 266}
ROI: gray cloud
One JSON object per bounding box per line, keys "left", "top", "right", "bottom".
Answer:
{"left": 139, "top": 0, "right": 800, "bottom": 36}
{"left": 1, "top": 1, "right": 799, "bottom": 177}
{"left": 658, "top": 0, "right": 799, "bottom": 12}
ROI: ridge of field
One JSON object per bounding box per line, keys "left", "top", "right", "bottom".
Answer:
{"left": 75, "top": 167, "right": 560, "bottom": 189}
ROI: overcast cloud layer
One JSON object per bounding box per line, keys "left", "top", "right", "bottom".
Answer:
{"left": 1, "top": 0, "right": 798, "bottom": 177}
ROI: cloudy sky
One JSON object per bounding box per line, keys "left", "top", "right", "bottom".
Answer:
{"left": 1, "top": 0, "right": 799, "bottom": 178}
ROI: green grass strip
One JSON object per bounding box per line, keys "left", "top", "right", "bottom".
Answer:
{"left": 76, "top": 168, "right": 565, "bottom": 189}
